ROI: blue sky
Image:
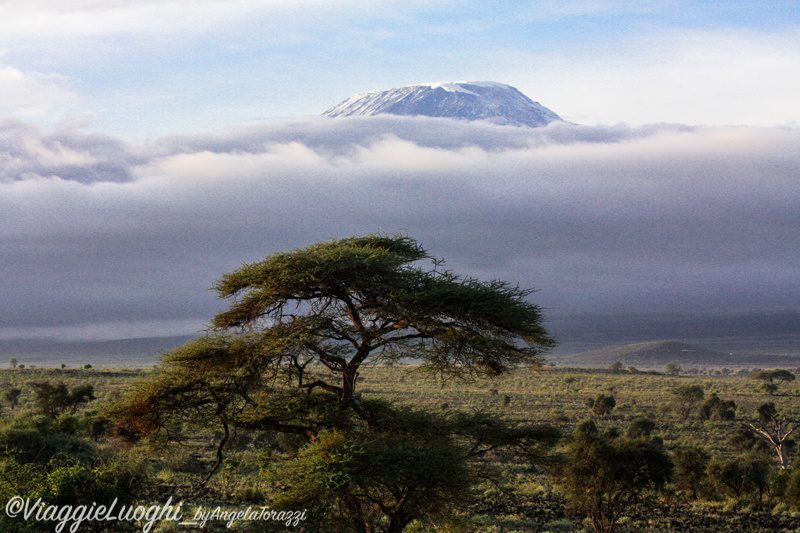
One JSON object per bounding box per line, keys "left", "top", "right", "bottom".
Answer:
{"left": 2, "top": 1, "right": 799, "bottom": 139}
{"left": 1, "top": 1, "right": 800, "bottom": 346}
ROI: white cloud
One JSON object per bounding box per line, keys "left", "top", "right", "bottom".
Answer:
{"left": 511, "top": 28, "right": 800, "bottom": 126}
{"left": 0, "top": 65, "right": 76, "bottom": 118}
{"left": 0, "top": 0, "right": 422, "bottom": 39}
{"left": 1, "top": 117, "right": 798, "bottom": 340}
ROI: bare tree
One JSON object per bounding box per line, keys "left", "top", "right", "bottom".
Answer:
{"left": 743, "top": 403, "right": 798, "bottom": 469}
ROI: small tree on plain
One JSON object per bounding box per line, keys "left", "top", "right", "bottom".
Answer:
{"left": 671, "top": 384, "right": 704, "bottom": 420}
{"left": 4, "top": 388, "right": 21, "bottom": 411}
{"left": 753, "top": 369, "right": 796, "bottom": 395}
{"left": 665, "top": 363, "right": 681, "bottom": 376}
{"left": 672, "top": 446, "right": 710, "bottom": 500}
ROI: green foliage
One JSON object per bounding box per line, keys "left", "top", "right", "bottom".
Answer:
{"left": 758, "top": 382, "right": 779, "bottom": 395}
{"left": 672, "top": 446, "right": 710, "bottom": 499}
{"left": 269, "top": 402, "right": 471, "bottom": 533}
{"left": 555, "top": 420, "right": 673, "bottom": 533}
{"left": 773, "top": 462, "right": 800, "bottom": 510}
{"left": 30, "top": 457, "right": 145, "bottom": 509}
{"left": 111, "top": 233, "right": 554, "bottom": 441}
{"left": 626, "top": 418, "right": 656, "bottom": 439}
{"left": 591, "top": 394, "right": 616, "bottom": 416}
{"left": 0, "top": 411, "right": 145, "bottom": 533}
{"left": 4, "top": 388, "right": 21, "bottom": 410}
{"left": 0, "top": 427, "right": 96, "bottom": 465}
{"left": 31, "top": 381, "right": 96, "bottom": 418}
{"left": 670, "top": 384, "right": 704, "bottom": 420}
{"left": 706, "top": 455, "right": 770, "bottom": 503}
{"left": 699, "top": 393, "right": 737, "bottom": 420}
{"left": 665, "top": 363, "right": 682, "bottom": 376}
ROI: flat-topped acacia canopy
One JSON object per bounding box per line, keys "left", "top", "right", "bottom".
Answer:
{"left": 114, "top": 233, "right": 554, "bottom": 439}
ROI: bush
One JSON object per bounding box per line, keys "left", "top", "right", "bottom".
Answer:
{"left": 592, "top": 394, "right": 616, "bottom": 416}
{"left": 672, "top": 446, "right": 710, "bottom": 499}
{"left": 555, "top": 420, "right": 673, "bottom": 533}
{"left": 699, "top": 393, "right": 737, "bottom": 421}
{"left": 706, "top": 455, "right": 770, "bottom": 504}
{"left": 269, "top": 405, "right": 471, "bottom": 533}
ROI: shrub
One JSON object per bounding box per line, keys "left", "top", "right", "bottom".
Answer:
{"left": 672, "top": 446, "right": 710, "bottom": 499}
{"left": 555, "top": 420, "right": 673, "bottom": 533}
{"left": 592, "top": 394, "right": 616, "bottom": 416}
{"left": 699, "top": 393, "right": 737, "bottom": 421}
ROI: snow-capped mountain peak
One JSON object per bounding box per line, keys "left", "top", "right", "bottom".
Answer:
{"left": 323, "top": 81, "right": 561, "bottom": 128}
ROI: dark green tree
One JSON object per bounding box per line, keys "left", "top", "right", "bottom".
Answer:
{"left": 4, "top": 388, "right": 21, "bottom": 411}
{"left": 31, "top": 382, "right": 95, "bottom": 419}
{"left": 670, "top": 384, "right": 704, "bottom": 420}
{"left": 706, "top": 455, "right": 770, "bottom": 503}
{"left": 672, "top": 446, "right": 710, "bottom": 500}
{"left": 699, "top": 393, "right": 737, "bottom": 421}
{"left": 555, "top": 420, "right": 673, "bottom": 533}
{"left": 112, "top": 234, "right": 554, "bottom": 439}
{"left": 773, "top": 462, "right": 800, "bottom": 510}
{"left": 626, "top": 418, "right": 656, "bottom": 439}
{"left": 109, "top": 234, "right": 559, "bottom": 524}
{"left": 753, "top": 369, "right": 796, "bottom": 395}
{"left": 268, "top": 400, "right": 556, "bottom": 533}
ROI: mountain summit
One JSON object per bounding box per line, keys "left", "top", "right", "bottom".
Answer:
{"left": 323, "top": 81, "right": 561, "bottom": 127}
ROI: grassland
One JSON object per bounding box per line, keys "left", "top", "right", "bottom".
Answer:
{"left": 0, "top": 363, "right": 799, "bottom": 532}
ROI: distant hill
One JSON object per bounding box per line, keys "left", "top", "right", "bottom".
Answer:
{"left": 0, "top": 335, "right": 195, "bottom": 368}
{"left": 558, "top": 340, "right": 735, "bottom": 368}
{"left": 555, "top": 339, "right": 800, "bottom": 368}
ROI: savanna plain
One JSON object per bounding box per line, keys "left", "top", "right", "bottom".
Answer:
{"left": 0, "top": 360, "right": 799, "bottom": 533}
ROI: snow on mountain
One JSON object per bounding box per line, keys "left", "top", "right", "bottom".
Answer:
{"left": 323, "top": 81, "right": 562, "bottom": 127}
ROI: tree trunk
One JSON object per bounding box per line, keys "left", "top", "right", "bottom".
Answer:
{"left": 340, "top": 367, "right": 358, "bottom": 410}
{"left": 777, "top": 443, "right": 790, "bottom": 469}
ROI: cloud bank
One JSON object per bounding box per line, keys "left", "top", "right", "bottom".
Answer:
{"left": 2, "top": 116, "right": 798, "bottom": 340}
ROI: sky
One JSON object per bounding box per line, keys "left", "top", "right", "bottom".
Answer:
{"left": 1, "top": 1, "right": 799, "bottom": 343}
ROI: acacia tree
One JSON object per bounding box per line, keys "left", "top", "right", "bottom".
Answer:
{"left": 753, "top": 369, "right": 796, "bottom": 395}
{"left": 115, "top": 234, "right": 554, "bottom": 437}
